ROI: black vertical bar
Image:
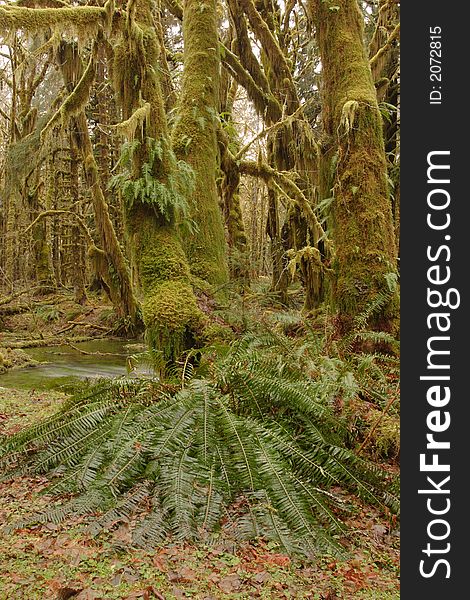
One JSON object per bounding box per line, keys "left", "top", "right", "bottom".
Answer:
{"left": 401, "top": 3, "right": 468, "bottom": 597}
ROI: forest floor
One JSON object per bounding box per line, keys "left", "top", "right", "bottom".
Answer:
{"left": 0, "top": 289, "right": 400, "bottom": 599}
{"left": 0, "top": 388, "right": 400, "bottom": 600}
{"left": 0, "top": 291, "right": 122, "bottom": 351}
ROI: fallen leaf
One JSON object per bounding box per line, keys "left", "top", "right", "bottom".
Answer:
{"left": 55, "top": 587, "right": 83, "bottom": 600}
{"left": 372, "top": 523, "right": 387, "bottom": 541}
{"left": 152, "top": 556, "right": 167, "bottom": 571}
{"left": 259, "top": 552, "right": 291, "bottom": 567}
{"left": 218, "top": 574, "right": 241, "bottom": 593}
{"left": 253, "top": 571, "right": 271, "bottom": 584}
{"left": 167, "top": 566, "right": 196, "bottom": 583}
{"left": 75, "top": 589, "right": 100, "bottom": 600}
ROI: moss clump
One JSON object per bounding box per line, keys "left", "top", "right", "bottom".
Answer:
{"left": 0, "top": 348, "right": 38, "bottom": 374}
{"left": 143, "top": 280, "right": 202, "bottom": 362}
{"left": 132, "top": 222, "right": 203, "bottom": 362}
{"left": 138, "top": 227, "right": 191, "bottom": 288}
{"left": 143, "top": 280, "right": 201, "bottom": 333}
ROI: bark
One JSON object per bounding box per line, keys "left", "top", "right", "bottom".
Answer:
{"left": 112, "top": 0, "right": 202, "bottom": 361}
{"left": 312, "top": 0, "right": 399, "bottom": 333}
{"left": 172, "top": 0, "right": 229, "bottom": 288}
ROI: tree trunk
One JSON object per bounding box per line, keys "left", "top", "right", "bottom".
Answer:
{"left": 56, "top": 42, "right": 140, "bottom": 327}
{"left": 112, "top": 0, "right": 202, "bottom": 361}
{"left": 172, "top": 0, "right": 229, "bottom": 289}
{"left": 69, "top": 141, "right": 88, "bottom": 305}
{"left": 312, "top": 0, "right": 399, "bottom": 333}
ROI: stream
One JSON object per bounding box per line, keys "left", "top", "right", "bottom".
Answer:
{"left": 0, "top": 339, "right": 153, "bottom": 391}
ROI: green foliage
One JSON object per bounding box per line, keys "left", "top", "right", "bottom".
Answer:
{"left": 35, "top": 304, "right": 61, "bottom": 322}
{"left": 0, "top": 331, "right": 398, "bottom": 557}
{"left": 110, "top": 137, "right": 195, "bottom": 225}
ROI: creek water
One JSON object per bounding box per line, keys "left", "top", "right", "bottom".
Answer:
{"left": 0, "top": 339, "right": 152, "bottom": 391}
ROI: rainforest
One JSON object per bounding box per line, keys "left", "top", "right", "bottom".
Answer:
{"left": 0, "top": 1, "right": 400, "bottom": 598}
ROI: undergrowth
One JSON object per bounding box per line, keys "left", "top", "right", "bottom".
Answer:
{"left": 0, "top": 316, "right": 399, "bottom": 558}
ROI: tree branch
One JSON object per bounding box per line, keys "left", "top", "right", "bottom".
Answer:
{"left": 221, "top": 42, "right": 282, "bottom": 121}
{"left": 23, "top": 210, "right": 95, "bottom": 246}
{"left": 0, "top": 5, "right": 108, "bottom": 35}
{"left": 238, "top": 0, "right": 299, "bottom": 111}
{"left": 239, "top": 160, "right": 331, "bottom": 251}
{"left": 369, "top": 23, "right": 400, "bottom": 69}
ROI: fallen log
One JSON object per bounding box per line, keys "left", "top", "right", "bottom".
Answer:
{"left": 0, "top": 304, "right": 30, "bottom": 316}
{"left": 1, "top": 335, "right": 116, "bottom": 349}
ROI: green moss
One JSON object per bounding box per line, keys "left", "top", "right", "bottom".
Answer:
{"left": 172, "top": 0, "right": 229, "bottom": 288}
{"left": 60, "top": 53, "right": 96, "bottom": 122}
{"left": 314, "top": 0, "right": 399, "bottom": 331}
{"left": 143, "top": 280, "right": 202, "bottom": 362}
{"left": 143, "top": 280, "right": 200, "bottom": 332}
{"left": 138, "top": 227, "right": 190, "bottom": 289}
{"left": 199, "top": 322, "right": 234, "bottom": 344}
{"left": 0, "top": 5, "right": 105, "bottom": 36}
{"left": 0, "top": 347, "right": 38, "bottom": 373}
{"left": 130, "top": 218, "right": 203, "bottom": 361}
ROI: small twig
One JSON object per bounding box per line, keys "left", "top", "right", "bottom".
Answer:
{"left": 23, "top": 210, "right": 95, "bottom": 246}
{"left": 356, "top": 389, "right": 399, "bottom": 455}
{"left": 66, "top": 342, "right": 124, "bottom": 357}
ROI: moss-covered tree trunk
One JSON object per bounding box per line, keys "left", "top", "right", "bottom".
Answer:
{"left": 172, "top": 0, "right": 229, "bottom": 288}
{"left": 112, "top": 0, "right": 202, "bottom": 361}
{"left": 312, "top": 0, "right": 398, "bottom": 333}
{"left": 30, "top": 177, "right": 56, "bottom": 294}
{"left": 56, "top": 43, "right": 139, "bottom": 326}
{"left": 70, "top": 141, "right": 88, "bottom": 305}
{"left": 369, "top": 0, "right": 400, "bottom": 248}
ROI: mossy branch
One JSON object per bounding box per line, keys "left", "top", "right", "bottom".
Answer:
{"left": 23, "top": 210, "right": 95, "bottom": 246}
{"left": 112, "top": 102, "right": 151, "bottom": 141}
{"left": 221, "top": 43, "right": 282, "bottom": 121}
{"left": 238, "top": 0, "right": 299, "bottom": 109}
{"left": 0, "top": 287, "right": 41, "bottom": 306}
{"left": 41, "top": 51, "right": 96, "bottom": 140}
{"left": 239, "top": 160, "right": 331, "bottom": 252}
{"left": 369, "top": 23, "right": 400, "bottom": 70}
{"left": 0, "top": 5, "right": 107, "bottom": 35}
{"left": 164, "top": 0, "right": 183, "bottom": 21}
{"left": 226, "top": 0, "right": 271, "bottom": 96}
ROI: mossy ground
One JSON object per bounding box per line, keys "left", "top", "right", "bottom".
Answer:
{"left": 0, "top": 290, "right": 121, "bottom": 347}
{"left": 0, "top": 384, "right": 399, "bottom": 599}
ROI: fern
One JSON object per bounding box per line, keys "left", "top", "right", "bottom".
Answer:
{"left": 0, "top": 332, "right": 398, "bottom": 557}
{"left": 109, "top": 136, "right": 195, "bottom": 225}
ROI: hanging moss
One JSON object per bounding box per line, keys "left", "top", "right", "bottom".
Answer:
{"left": 113, "top": 103, "right": 151, "bottom": 141}
{"left": 0, "top": 5, "right": 106, "bottom": 37}
{"left": 42, "top": 51, "right": 96, "bottom": 140}
{"left": 109, "top": 0, "right": 203, "bottom": 362}
{"left": 172, "top": 0, "right": 229, "bottom": 288}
